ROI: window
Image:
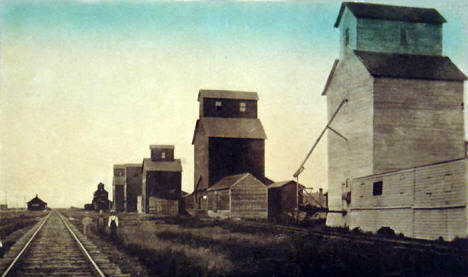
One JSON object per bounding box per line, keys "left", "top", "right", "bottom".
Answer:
{"left": 215, "top": 101, "right": 222, "bottom": 111}
{"left": 400, "top": 27, "right": 408, "bottom": 46}
{"left": 161, "top": 152, "right": 166, "bottom": 159}
{"left": 373, "top": 181, "right": 383, "bottom": 196}
{"left": 240, "top": 102, "right": 246, "bottom": 112}
{"left": 345, "top": 28, "right": 349, "bottom": 47}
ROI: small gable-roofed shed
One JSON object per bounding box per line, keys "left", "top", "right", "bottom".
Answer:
{"left": 334, "top": 2, "right": 446, "bottom": 28}
{"left": 206, "top": 173, "right": 268, "bottom": 219}
{"left": 268, "top": 181, "right": 304, "bottom": 222}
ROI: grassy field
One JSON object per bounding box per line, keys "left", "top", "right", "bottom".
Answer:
{"left": 63, "top": 210, "right": 468, "bottom": 277}
{"left": 0, "top": 210, "right": 47, "bottom": 252}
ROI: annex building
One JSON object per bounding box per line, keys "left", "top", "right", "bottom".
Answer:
{"left": 323, "top": 2, "right": 467, "bottom": 240}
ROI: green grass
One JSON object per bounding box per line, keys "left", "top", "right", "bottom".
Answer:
{"left": 0, "top": 210, "right": 47, "bottom": 252}
{"left": 62, "top": 210, "right": 468, "bottom": 277}
{"left": 0, "top": 211, "right": 45, "bottom": 237}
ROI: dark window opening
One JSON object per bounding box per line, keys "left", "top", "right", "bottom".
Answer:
{"left": 345, "top": 28, "right": 349, "bottom": 47}
{"left": 373, "top": 181, "right": 383, "bottom": 196}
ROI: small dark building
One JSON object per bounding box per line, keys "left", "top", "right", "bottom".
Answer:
{"left": 112, "top": 165, "right": 126, "bottom": 212}
{"left": 84, "top": 203, "right": 94, "bottom": 211}
{"left": 207, "top": 173, "right": 268, "bottom": 219}
{"left": 142, "top": 145, "right": 182, "bottom": 216}
{"left": 93, "top": 183, "right": 111, "bottom": 211}
{"left": 268, "top": 181, "right": 303, "bottom": 222}
{"left": 192, "top": 90, "right": 268, "bottom": 210}
{"left": 27, "top": 195, "right": 47, "bottom": 211}
{"left": 125, "top": 163, "right": 142, "bottom": 212}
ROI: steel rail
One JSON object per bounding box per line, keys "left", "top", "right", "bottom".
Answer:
{"left": 57, "top": 211, "right": 107, "bottom": 277}
{"left": 1, "top": 212, "right": 52, "bottom": 277}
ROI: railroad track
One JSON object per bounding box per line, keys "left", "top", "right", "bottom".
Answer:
{"left": 232, "top": 220, "right": 468, "bottom": 256}
{"left": 0, "top": 210, "right": 129, "bottom": 277}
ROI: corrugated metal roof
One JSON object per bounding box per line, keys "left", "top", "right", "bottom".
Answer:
{"left": 207, "top": 173, "right": 251, "bottom": 191}
{"left": 198, "top": 90, "right": 258, "bottom": 101}
{"left": 355, "top": 50, "right": 467, "bottom": 81}
{"left": 142, "top": 158, "right": 182, "bottom": 172}
{"left": 192, "top": 118, "right": 267, "bottom": 144}
{"left": 335, "top": 2, "right": 446, "bottom": 28}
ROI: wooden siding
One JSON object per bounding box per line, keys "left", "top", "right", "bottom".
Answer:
{"left": 230, "top": 175, "right": 268, "bottom": 219}
{"left": 202, "top": 98, "right": 257, "bottom": 118}
{"left": 146, "top": 171, "right": 181, "bottom": 200}
{"left": 339, "top": 7, "right": 358, "bottom": 59}
{"left": 357, "top": 18, "right": 442, "bottom": 56}
{"left": 351, "top": 159, "right": 467, "bottom": 240}
{"left": 209, "top": 138, "right": 265, "bottom": 186}
{"left": 352, "top": 170, "right": 414, "bottom": 209}
{"left": 113, "top": 184, "right": 125, "bottom": 212}
{"left": 150, "top": 148, "right": 174, "bottom": 162}
{"left": 194, "top": 132, "right": 209, "bottom": 192}
{"left": 148, "top": 197, "right": 179, "bottom": 216}
{"left": 207, "top": 190, "right": 230, "bottom": 218}
{"left": 142, "top": 169, "right": 181, "bottom": 214}
{"left": 125, "top": 166, "right": 142, "bottom": 212}
{"left": 183, "top": 195, "right": 194, "bottom": 210}
{"left": 326, "top": 52, "right": 374, "bottom": 227}
{"left": 350, "top": 209, "right": 413, "bottom": 237}
{"left": 373, "top": 79, "right": 465, "bottom": 173}
{"left": 414, "top": 161, "right": 465, "bottom": 208}
{"left": 414, "top": 208, "right": 466, "bottom": 241}
{"left": 268, "top": 182, "right": 301, "bottom": 222}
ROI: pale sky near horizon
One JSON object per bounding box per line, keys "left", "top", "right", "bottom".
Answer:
{"left": 1, "top": 0, "right": 467, "bottom": 208}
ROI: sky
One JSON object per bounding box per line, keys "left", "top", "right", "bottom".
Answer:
{"left": 0, "top": 0, "right": 467, "bottom": 208}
